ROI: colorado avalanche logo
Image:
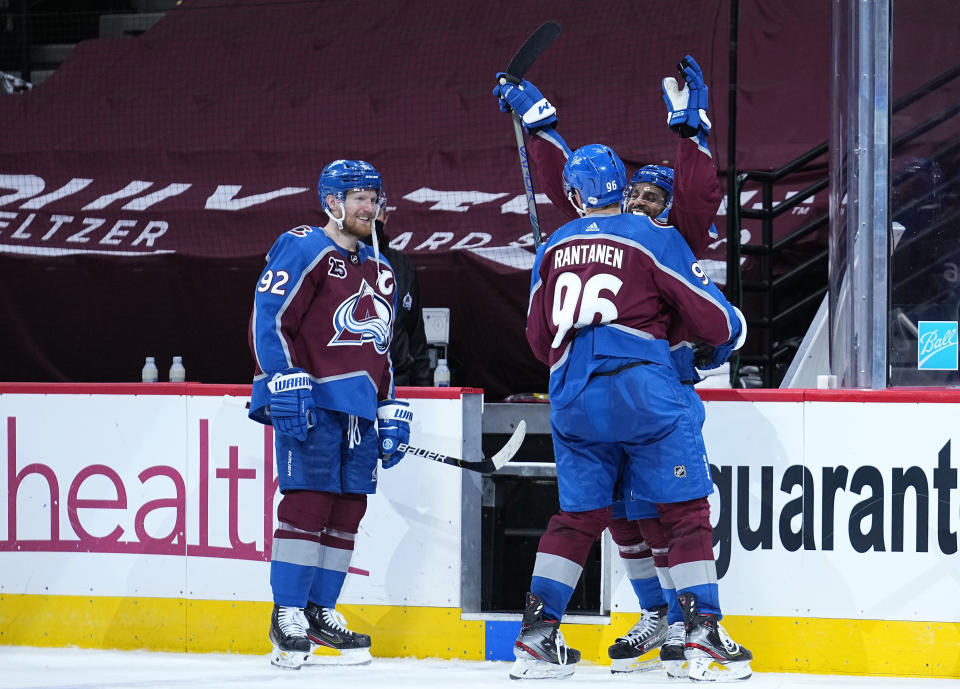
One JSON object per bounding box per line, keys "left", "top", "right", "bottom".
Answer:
{"left": 329, "top": 279, "right": 393, "bottom": 353}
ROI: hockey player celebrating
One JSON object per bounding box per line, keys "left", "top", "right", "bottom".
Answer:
{"left": 248, "top": 159, "right": 413, "bottom": 669}
{"left": 493, "top": 54, "right": 721, "bottom": 257}
{"left": 493, "top": 55, "right": 739, "bottom": 678}
{"left": 509, "top": 143, "right": 752, "bottom": 682}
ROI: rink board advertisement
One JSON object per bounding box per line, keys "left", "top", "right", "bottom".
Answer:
{"left": 1, "top": 385, "right": 959, "bottom": 676}
{"left": 0, "top": 384, "right": 472, "bottom": 604}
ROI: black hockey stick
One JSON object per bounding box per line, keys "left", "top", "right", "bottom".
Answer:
{"left": 398, "top": 420, "right": 526, "bottom": 473}
{"left": 223, "top": 395, "right": 526, "bottom": 474}
{"left": 499, "top": 21, "right": 562, "bottom": 248}
{"left": 505, "top": 22, "right": 562, "bottom": 80}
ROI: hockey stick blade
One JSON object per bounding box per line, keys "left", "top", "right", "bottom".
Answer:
{"left": 490, "top": 418, "right": 526, "bottom": 470}
{"left": 505, "top": 21, "right": 561, "bottom": 81}
{"left": 398, "top": 420, "right": 526, "bottom": 473}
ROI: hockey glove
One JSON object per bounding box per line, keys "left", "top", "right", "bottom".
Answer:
{"left": 693, "top": 343, "right": 723, "bottom": 371}
{"left": 377, "top": 399, "right": 413, "bottom": 469}
{"left": 695, "top": 306, "right": 748, "bottom": 371}
{"left": 267, "top": 368, "right": 315, "bottom": 442}
{"left": 492, "top": 73, "right": 557, "bottom": 133}
{"left": 662, "top": 54, "right": 712, "bottom": 138}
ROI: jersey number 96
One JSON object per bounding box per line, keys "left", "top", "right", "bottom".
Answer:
{"left": 551, "top": 272, "right": 623, "bottom": 348}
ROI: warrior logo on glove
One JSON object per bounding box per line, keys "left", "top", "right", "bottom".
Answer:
{"left": 266, "top": 369, "right": 315, "bottom": 442}
{"left": 492, "top": 74, "right": 558, "bottom": 134}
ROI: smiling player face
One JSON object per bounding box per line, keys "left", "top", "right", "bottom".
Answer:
{"left": 624, "top": 183, "right": 668, "bottom": 218}
{"left": 328, "top": 189, "right": 380, "bottom": 239}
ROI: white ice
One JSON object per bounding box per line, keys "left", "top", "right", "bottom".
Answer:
{"left": 1, "top": 648, "right": 957, "bottom": 689}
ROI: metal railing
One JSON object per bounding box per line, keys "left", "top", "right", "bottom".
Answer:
{"left": 728, "top": 62, "right": 960, "bottom": 388}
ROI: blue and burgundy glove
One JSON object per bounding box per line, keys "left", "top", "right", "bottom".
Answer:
{"left": 377, "top": 399, "right": 413, "bottom": 469}
{"left": 267, "top": 368, "right": 314, "bottom": 441}
{"left": 662, "top": 54, "right": 712, "bottom": 138}
{"left": 492, "top": 73, "right": 558, "bottom": 133}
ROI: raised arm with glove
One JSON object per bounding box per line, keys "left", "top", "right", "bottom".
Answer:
{"left": 492, "top": 74, "right": 558, "bottom": 133}
{"left": 662, "top": 54, "right": 712, "bottom": 139}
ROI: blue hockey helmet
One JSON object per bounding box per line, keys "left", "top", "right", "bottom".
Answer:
{"left": 562, "top": 144, "right": 627, "bottom": 213}
{"left": 624, "top": 164, "right": 674, "bottom": 221}
{"left": 630, "top": 164, "right": 674, "bottom": 199}
{"left": 318, "top": 159, "right": 383, "bottom": 211}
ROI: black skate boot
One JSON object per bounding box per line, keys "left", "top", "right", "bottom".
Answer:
{"left": 304, "top": 601, "right": 372, "bottom": 666}
{"left": 678, "top": 593, "right": 752, "bottom": 682}
{"left": 660, "top": 620, "right": 689, "bottom": 678}
{"left": 509, "top": 592, "right": 581, "bottom": 680}
{"left": 268, "top": 604, "right": 312, "bottom": 670}
{"left": 608, "top": 603, "right": 668, "bottom": 673}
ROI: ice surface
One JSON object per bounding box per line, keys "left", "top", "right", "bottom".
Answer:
{"left": 0, "top": 647, "right": 955, "bottom": 689}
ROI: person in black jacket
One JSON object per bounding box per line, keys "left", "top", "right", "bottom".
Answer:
{"left": 364, "top": 206, "right": 433, "bottom": 386}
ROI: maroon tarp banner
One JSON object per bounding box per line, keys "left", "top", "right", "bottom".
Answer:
{"left": 1, "top": 0, "right": 957, "bottom": 396}
{"left": 0, "top": 0, "right": 735, "bottom": 263}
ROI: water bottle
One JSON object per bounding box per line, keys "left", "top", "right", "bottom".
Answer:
{"left": 433, "top": 358, "right": 451, "bottom": 387}
{"left": 168, "top": 356, "right": 186, "bottom": 382}
{"left": 141, "top": 356, "right": 158, "bottom": 383}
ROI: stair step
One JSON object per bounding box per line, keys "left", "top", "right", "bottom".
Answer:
{"left": 29, "top": 43, "right": 76, "bottom": 67}
{"left": 131, "top": 0, "right": 179, "bottom": 11}
{"left": 99, "top": 12, "right": 165, "bottom": 38}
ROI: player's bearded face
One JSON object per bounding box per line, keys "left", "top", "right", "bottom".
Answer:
{"left": 626, "top": 183, "right": 668, "bottom": 218}
{"left": 338, "top": 189, "right": 380, "bottom": 237}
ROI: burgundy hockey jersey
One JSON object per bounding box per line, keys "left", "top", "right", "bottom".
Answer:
{"left": 527, "top": 213, "right": 740, "bottom": 409}
{"left": 248, "top": 225, "right": 396, "bottom": 424}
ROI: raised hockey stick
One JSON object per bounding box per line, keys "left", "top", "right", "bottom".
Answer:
{"left": 398, "top": 419, "right": 526, "bottom": 473}
{"left": 499, "top": 21, "right": 562, "bottom": 248}
{"left": 505, "top": 21, "right": 562, "bottom": 86}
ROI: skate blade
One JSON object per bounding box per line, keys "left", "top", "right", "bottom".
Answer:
{"left": 609, "top": 657, "right": 663, "bottom": 674}
{"left": 306, "top": 647, "right": 373, "bottom": 666}
{"left": 270, "top": 647, "right": 309, "bottom": 670}
{"left": 509, "top": 657, "right": 576, "bottom": 680}
{"left": 687, "top": 657, "right": 752, "bottom": 682}
{"left": 663, "top": 659, "right": 690, "bottom": 679}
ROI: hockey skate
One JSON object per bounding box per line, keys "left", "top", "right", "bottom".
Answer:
{"left": 509, "top": 592, "right": 581, "bottom": 680}
{"left": 660, "top": 620, "right": 689, "bottom": 679}
{"left": 269, "top": 604, "right": 312, "bottom": 670}
{"left": 679, "top": 593, "right": 752, "bottom": 682}
{"left": 608, "top": 604, "right": 668, "bottom": 673}
{"left": 304, "top": 602, "right": 373, "bottom": 666}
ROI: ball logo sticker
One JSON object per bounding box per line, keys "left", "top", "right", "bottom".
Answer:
{"left": 917, "top": 321, "right": 958, "bottom": 370}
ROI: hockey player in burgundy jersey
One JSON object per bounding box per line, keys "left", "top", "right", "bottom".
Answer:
{"left": 495, "top": 56, "right": 746, "bottom": 678}
{"left": 248, "top": 159, "right": 413, "bottom": 670}
{"left": 507, "top": 144, "right": 751, "bottom": 681}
